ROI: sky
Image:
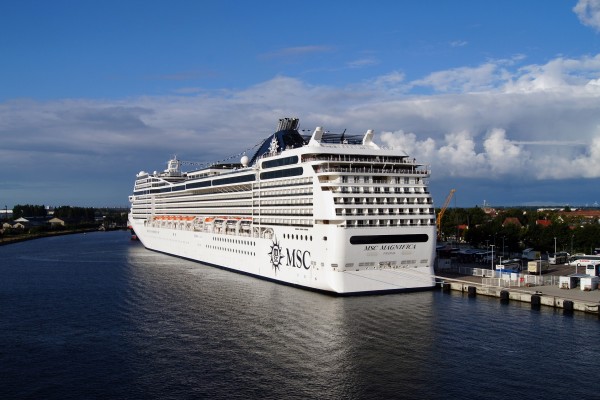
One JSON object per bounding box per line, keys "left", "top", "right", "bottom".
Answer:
{"left": 1, "top": 0, "right": 600, "bottom": 209}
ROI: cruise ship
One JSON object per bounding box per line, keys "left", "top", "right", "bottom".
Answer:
{"left": 128, "top": 118, "right": 437, "bottom": 294}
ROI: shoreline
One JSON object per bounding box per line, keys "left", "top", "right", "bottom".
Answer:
{"left": 0, "top": 227, "right": 126, "bottom": 246}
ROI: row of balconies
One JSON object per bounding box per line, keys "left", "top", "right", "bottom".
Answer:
{"left": 314, "top": 166, "right": 429, "bottom": 176}
{"left": 254, "top": 198, "right": 313, "bottom": 206}
{"left": 336, "top": 208, "right": 434, "bottom": 216}
{"left": 334, "top": 186, "right": 428, "bottom": 194}
{"left": 256, "top": 218, "right": 313, "bottom": 226}
{"left": 342, "top": 219, "right": 435, "bottom": 227}
{"left": 334, "top": 176, "right": 423, "bottom": 185}
{"left": 334, "top": 196, "right": 433, "bottom": 205}
{"left": 156, "top": 201, "right": 252, "bottom": 209}
{"left": 256, "top": 177, "right": 312, "bottom": 188}
{"left": 162, "top": 191, "right": 252, "bottom": 202}
{"left": 259, "top": 188, "right": 313, "bottom": 197}
{"left": 152, "top": 209, "right": 252, "bottom": 216}
{"left": 254, "top": 209, "right": 313, "bottom": 216}
{"left": 303, "top": 154, "right": 410, "bottom": 164}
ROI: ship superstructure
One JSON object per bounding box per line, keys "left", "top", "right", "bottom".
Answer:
{"left": 128, "top": 118, "right": 437, "bottom": 294}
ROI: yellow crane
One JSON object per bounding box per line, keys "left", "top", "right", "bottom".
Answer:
{"left": 436, "top": 189, "right": 456, "bottom": 239}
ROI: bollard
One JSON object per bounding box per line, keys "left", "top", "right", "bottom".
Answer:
{"left": 468, "top": 286, "right": 476, "bottom": 297}
{"left": 531, "top": 294, "right": 541, "bottom": 309}
{"left": 500, "top": 290, "right": 509, "bottom": 304}
{"left": 563, "top": 300, "right": 574, "bottom": 315}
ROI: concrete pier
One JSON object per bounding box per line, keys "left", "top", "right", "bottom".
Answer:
{"left": 438, "top": 278, "right": 600, "bottom": 317}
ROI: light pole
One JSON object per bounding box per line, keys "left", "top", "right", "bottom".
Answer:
{"left": 490, "top": 244, "right": 495, "bottom": 273}
{"left": 502, "top": 236, "right": 506, "bottom": 258}
{"left": 571, "top": 235, "right": 574, "bottom": 256}
{"left": 554, "top": 237, "right": 557, "bottom": 256}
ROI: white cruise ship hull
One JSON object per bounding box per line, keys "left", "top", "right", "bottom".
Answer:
{"left": 129, "top": 218, "right": 436, "bottom": 294}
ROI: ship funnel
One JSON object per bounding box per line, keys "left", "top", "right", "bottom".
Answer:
{"left": 277, "top": 117, "right": 299, "bottom": 131}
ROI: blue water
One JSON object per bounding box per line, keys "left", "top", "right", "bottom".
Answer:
{"left": 1, "top": 231, "right": 599, "bottom": 400}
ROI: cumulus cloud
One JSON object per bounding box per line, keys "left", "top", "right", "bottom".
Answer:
{"left": 2, "top": 52, "right": 600, "bottom": 206}
{"left": 379, "top": 130, "right": 436, "bottom": 160}
{"left": 482, "top": 128, "right": 527, "bottom": 175}
{"left": 437, "top": 131, "right": 486, "bottom": 176}
{"left": 505, "top": 54, "right": 600, "bottom": 93}
{"left": 574, "top": 0, "right": 600, "bottom": 32}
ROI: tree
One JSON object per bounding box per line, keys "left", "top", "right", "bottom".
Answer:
{"left": 13, "top": 204, "right": 47, "bottom": 218}
{"left": 54, "top": 206, "right": 95, "bottom": 221}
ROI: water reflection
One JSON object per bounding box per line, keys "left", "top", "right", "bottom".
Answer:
{"left": 1, "top": 232, "right": 597, "bottom": 400}
{"left": 124, "top": 241, "right": 438, "bottom": 398}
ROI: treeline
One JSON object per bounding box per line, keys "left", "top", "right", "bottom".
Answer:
{"left": 53, "top": 206, "right": 96, "bottom": 221}
{"left": 10, "top": 204, "right": 128, "bottom": 226}
{"left": 439, "top": 207, "right": 600, "bottom": 255}
{"left": 13, "top": 204, "right": 48, "bottom": 218}
{"left": 12, "top": 204, "right": 98, "bottom": 221}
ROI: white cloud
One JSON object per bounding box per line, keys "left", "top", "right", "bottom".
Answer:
{"left": 2, "top": 52, "right": 600, "bottom": 206}
{"left": 437, "top": 131, "right": 487, "bottom": 176}
{"left": 450, "top": 40, "right": 468, "bottom": 48}
{"left": 370, "top": 71, "right": 406, "bottom": 88}
{"left": 505, "top": 54, "right": 600, "bottom": 93}
{"left": 482, "top": 128, "right": 527, "bottom": 175}
{"left": 346, "top": 57, "right": 379, "bottom": 69}
{"left": 411, "top": 62, "right": 507, "bottom": 93}
{"left": 574, "top": 0, "right": 600, "bottom": 32}
{"left": 379, "top": 130, "right": 436, "bottom": 160}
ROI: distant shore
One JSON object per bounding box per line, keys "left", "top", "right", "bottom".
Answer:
{"left": 0, "top": 227, "right": 125, "bottom": 246}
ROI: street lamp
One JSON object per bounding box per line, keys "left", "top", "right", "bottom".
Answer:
{"left": 490, "top": 244, "right": 495, "bottom": 273}
{"left": 571, "top": 234, "right": 574, "bottom": 255}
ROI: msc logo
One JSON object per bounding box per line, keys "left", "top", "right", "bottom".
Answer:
{"left": 268, "top": 237, "right": 311, "bottom": 273}
{"left": 268, "top": 237, "right": 285, "bottom": 273}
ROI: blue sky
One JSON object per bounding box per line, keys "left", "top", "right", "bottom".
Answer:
{"left": 1, "top": 0, "right": 600, "bottom": 208}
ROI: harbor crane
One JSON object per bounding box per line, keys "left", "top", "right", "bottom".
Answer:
{"left": 436, "top": 189, "right": 456, "bottom": 240}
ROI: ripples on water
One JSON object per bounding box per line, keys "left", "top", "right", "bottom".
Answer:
{"left": 1, "top": 231, "right": 599, "bottom": 399}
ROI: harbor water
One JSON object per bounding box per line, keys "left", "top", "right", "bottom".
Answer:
{"left": 1, "top": 231, "right": 599, "bottom": 399}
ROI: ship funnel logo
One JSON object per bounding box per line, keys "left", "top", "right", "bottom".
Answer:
{"left": 268, "top": 237, "right": 284, "bottom": 273}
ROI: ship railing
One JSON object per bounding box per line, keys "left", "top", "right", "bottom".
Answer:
{"left": 315, "top": 166, "right": 429, "bottom": 175}
{"left": 303, "top": 154, "right": 417, "bottom": 163}
{"left": 317, "top": 144, "right": 406, "bottom": 152}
